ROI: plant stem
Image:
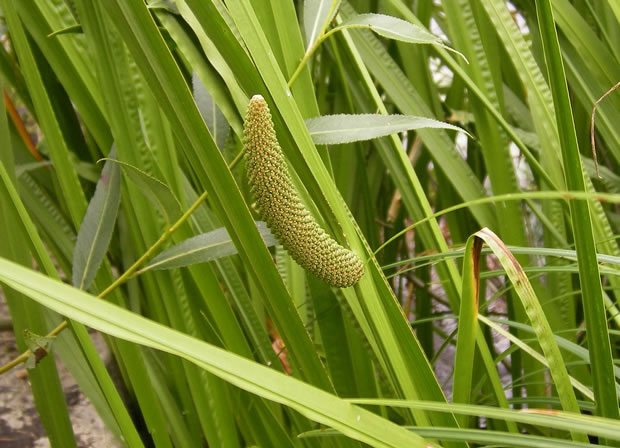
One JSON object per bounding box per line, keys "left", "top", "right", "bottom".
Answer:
{"left": 288, "top": 26, "right": 365, "bottom": 88}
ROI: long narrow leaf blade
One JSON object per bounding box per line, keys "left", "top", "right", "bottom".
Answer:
{"left": 350, "top": 398, "right": 620, "bottom": 441}
{"left": 143, "top": 222, "right": 277, "bottom": 271}
{"left": 0, "top": 257, "right": 430, "bottom": 448}
{"left": 452, "top": 236, "right": 481, "bottom": 425}
{"left": 306, "top": 114, "right": 467, "bottom": 144}
{"left": 335, "top": 13, "right": 465, "bottom": 60}
{"left": 535, "top": 0, "right": 620, "bottom": 427}
{"left": 336, "top": 13, "right": 440, "bottom": 44}
{"left": 72, "top": 149, "right": 120, "bottom": 290}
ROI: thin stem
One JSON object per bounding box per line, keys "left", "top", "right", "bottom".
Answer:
{"left": 288, "top": 32, "right": 329, "bottom": 89}
{"left": 0, "top": 148, "right": 246, "bottom": 374}
{"left": 590, "top": 81, "right": 620, "bottom": 178}
{"left": 0, "top": 351, "right": 29, "bottom": 373}
{"left": 319, "top": 0, "right": 341, "bottom": 44}
{"left": 288, "top": 26, "right": 366, "bottom": 88}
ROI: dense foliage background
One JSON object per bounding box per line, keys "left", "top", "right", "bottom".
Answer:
{"left": 0, "top": 0, "right": 619, "bottom": 446}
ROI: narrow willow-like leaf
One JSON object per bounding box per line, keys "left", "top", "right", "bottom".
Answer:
{"left": 192, "top": 72, "right": 230, "bottom": 149}
{"left": 102, "top": 158, "right": 182, "bottom": 223}
{"left": 72, "top": 149, "right": 120, "bottom": 290}
{"left": 336, "top": 13, "right": 438, "bottom": 44}
{"left": 0, "top": 257, "right": 429, "bottom": 448}
{"left": 337, "top": 3, "right": 492, "bottom": 229}
{"left": 335, "top": 13, "right": 465, "bottom": 60}
{"left": 303, "top": 0, "right": 339, "bottom": 49}
{"left": 143, "top": 222, "right": 276, "bottom": 272}
{"left": 306, "top": 114, "right": 467, "bottom": 145}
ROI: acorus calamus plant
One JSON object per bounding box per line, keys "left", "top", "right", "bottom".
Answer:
{"left": 244, "top": 95, "right": 363, "bottom": 288}
{"left": 1, "top": 1, "right": 620, "bottom": 446}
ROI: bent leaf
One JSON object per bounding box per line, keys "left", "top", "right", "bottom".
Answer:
{"left": 142, "top": 222, "right": 277, "bottom": 272}
{"left": 72, "top": 150, "right": 120, "bottom": 290}
{"left": 102, "top": 158, "right": 182, "bottom": 224}
{"left": 473, "top": 228, "right": 586, "bottom": 442}
{"left": 306, "top": 114, "right": 467, "bottom": 145}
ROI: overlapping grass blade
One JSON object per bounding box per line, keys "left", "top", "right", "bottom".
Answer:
{"left": 452, "top": 236, "right": 480, "bottom": 424}
{"left": 301, "top": 426, "right": 597, "bottom": 447}
{"left": 0, "top": 99, "right": 141, "bottom": 448}
{"left": 0, "top": 257, "right": 430, "bottom": 448}
{"left": 535, "top": 0, "right": 619, "bottom": 426}
{"left": 102, "top": 0, "right": 338, "bottom": 400}
{"left": 224, "top": 0, "right": 466, "bottom": 437}
{"left": 350, "top": 399, "right": 620, "bottom": 441}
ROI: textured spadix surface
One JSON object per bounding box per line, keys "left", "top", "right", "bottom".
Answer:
{"left": 243, "top": 95, "right": 363, "bottom": 287}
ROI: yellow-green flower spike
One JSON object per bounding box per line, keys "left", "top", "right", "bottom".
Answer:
{"left": 244, "top": 95, "right": 363, "bottom": 288}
